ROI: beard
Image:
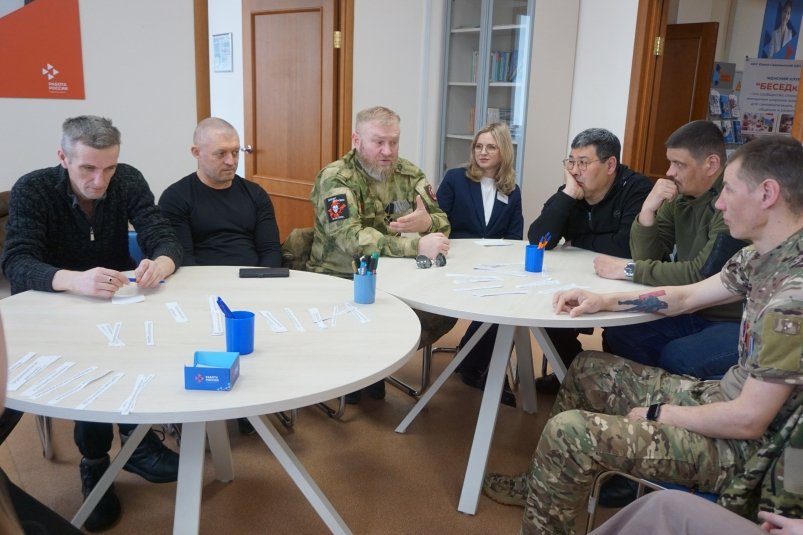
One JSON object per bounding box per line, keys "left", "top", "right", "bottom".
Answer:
{"left": 355, "top": 150, "right": 396, "bottom": 181}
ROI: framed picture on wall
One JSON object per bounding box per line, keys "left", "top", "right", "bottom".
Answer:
{"left": 213, "top": 32, "right": 233, "bottom": 72}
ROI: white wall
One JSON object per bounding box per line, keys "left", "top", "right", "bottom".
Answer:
{"left": 208, "top": 0, "right": 245, "bottom": 177}
{"left": 352, "top": 0, "right": 445, "bottom": 181}
{"left": 566, "top": 0, "right": 639, "bottom": 162}
{"left": 519, "top": 0, "right": 579, "bottom": 225}
{"left": 520, "top": 0, "right": 639, "bottom": 225}
{"left": 0, "top": 0, "right": 198, "bottom": 197}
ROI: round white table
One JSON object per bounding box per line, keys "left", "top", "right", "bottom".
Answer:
{"left": 2, "top": 266, "right": 421, "bottom": 534}
{"left": 376, "top": 239, "right": 655, "bottom": 515}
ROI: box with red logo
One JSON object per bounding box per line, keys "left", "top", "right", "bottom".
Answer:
{"left": 184, "top": 351, "right": 240, "bottom": 391}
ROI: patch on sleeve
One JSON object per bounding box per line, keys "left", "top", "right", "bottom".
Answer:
{"left": 425, "top": 184, "right": 437, "bottom": 202}
{"left": 325, "top": 194, "right": 349, "bottom": 222}
{"left": 774, "top": 316, "right": 802, "bottom": 336}
{"left": 759, "top": 311, "right": 803, "bottom": 372}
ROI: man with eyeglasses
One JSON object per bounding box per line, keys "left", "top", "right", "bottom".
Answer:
{"left": 525, "top": 128, "right": 652, "bottom": 395}
{"left": 307, "top": 105, "right": 452, "bottom": 403}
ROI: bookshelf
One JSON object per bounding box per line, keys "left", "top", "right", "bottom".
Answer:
{"left": 438, "top": 0, "right": 534, "bottom": 185}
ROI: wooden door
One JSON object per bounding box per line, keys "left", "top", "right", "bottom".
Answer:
{"left": 640, "top": 23, "right": 718, "bottom": 180}
{"left": 242, "top": 0, "right": 352, "bottom": 240}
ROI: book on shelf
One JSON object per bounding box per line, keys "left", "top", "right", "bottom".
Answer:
{"left": 472, "top": 50, "right": 518, "bottom": 83}
{"left": 486, "top": 107, "right": 512, "bottom": 125}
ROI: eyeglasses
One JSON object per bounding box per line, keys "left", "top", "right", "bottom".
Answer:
{"left": 474, "top": 144, "right": 499, "bottom": 154}
{"left": 416, "top": 253, "right": 447, "bottom": 269}
{"left": 562, "top": 158, "right": 606, "bottom": 171}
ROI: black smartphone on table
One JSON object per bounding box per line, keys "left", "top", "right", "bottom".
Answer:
{"left": 238, "top": 267, "right": 290, "bottom": 278}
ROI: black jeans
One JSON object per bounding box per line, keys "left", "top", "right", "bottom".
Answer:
{"left": 73, "top": 421, "right": 137, "bottom": 459}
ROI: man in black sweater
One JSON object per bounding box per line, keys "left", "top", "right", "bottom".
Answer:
{"left": 158, "top": 117, "right": 281, "bottom": 268}
{"left": 527, "top": 128, "right": 652, "bottom": 393}
{"left": 1, "top": 115, "right": 183, "bottom": 532}
{"left": 159, "top": 117, "right": 282, "bottom": 434}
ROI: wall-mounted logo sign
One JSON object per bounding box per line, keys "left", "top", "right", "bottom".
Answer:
{"left": 0, "top": 0, "right": 85, "bottom": 99}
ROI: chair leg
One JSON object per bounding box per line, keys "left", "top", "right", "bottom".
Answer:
{"left": 35, "top": 415, "right": 54, "bottom": 460}
{"left": 274, "top": 410, "right": 297, "bottom": 428}
{"left": 315, "top": 396, "right": 346, "bottom": 419}
{"left": 584, "top": 470, "right": 667, "bottom": 534}
{"left": 387, "top": 345, "right": 458, "bottom": 398}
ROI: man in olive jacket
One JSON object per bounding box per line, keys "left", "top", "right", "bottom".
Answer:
{"left": 594, "top": 120, "right": 746, "bottom": 379}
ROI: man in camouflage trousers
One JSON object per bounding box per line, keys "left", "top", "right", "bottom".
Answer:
{"left": 484, "top": 135, "right": 803, "bottom": 534}
{"left": 307, "top": 105, "right": 452, "bottom": 402}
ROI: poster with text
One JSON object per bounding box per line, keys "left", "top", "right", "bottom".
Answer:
{"left": 0, "top": 0, "right": 85, "bottom": 99}
{"left": 739, "top": 58, "right": 801, "bottom": 140}
{"left": 759, "top": 0, "right": 803, "bottom": 59}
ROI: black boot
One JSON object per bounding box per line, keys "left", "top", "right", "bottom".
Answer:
{"left": 535, "top": 372, "right": 561, "bottom": 395}
{"left": 598, "top": 475, "right": 639, "bottom": 507}
{"left": 121, "top": 428, "right": 179, "bottom": 483}
{"left": 237, "top": 417, "right": 256, "bottom": 435}
{"left": 80, "top": 455, "right": 121, "bottom": 532}
{"left": 365, "top": 380, "right": 386, "bottom": 400}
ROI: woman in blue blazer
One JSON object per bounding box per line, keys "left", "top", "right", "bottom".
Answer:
{"left": 437, "top": 123, "right": 523, "bottom": 406}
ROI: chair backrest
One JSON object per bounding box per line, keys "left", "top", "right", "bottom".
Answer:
{"left": 281, "top": 227, "right": 314, "bottom": 271}
{"left": 128, "top": 230, "right": 146, "bottom": 264}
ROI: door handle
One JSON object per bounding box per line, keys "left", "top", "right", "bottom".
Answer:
{"left": 241, "top": 145, "right": 253, "bottom": 154}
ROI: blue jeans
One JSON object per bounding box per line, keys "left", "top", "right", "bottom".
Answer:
{"left": 602, "top": 314, "right": 740, "bottom": 379}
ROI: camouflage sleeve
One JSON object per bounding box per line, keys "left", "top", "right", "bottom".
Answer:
{"left": 753, "top": 289, "right": 803, "bottom": 383}
{"left": 729, "top": 250, "right": 803, "bottom": 384}
{"left": 412, "top": 173, "right": 450, "bottom": 236}
{"left": 720, "top": 246, "right": 755, "bottom": 296}
{"left": 310, "top": 166, "right": 418, "bottom": 272}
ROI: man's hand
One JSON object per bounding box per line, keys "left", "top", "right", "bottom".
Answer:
{"left": 417, "top": 233, "right": 449, "bottom": 259}
{"left": 52, "top": 267, "right": 129, "bottom": 298}
{"left": 638, "top": 178, "right": 678, "bottom": 227}
{"left": 132, "top": 256, "right": 176, "bottom": 288}
{"left": 552, "top": 289, "right": 604, "bottom": 317}
{"left": 388, "top": 195, "right": 433, "bottom": 234}
{"left": 758, "top": 511, "right": 803, "bottom": 534}
{"left": 562, "top": 169, "right": 584, "bottom": 200}
{"left": 593, "top": 255, "right": 629, "bottom": 280}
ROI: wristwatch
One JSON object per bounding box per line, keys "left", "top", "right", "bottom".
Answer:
{"left": 646, "top": 402, "right": 664, "bottom": 421}
{"left": 624, "top": 261, "right": 635, "bottom": 281}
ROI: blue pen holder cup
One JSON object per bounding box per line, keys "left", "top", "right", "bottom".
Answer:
{"left": 525, "top": 245, "right": 544, "bottom": 273}
{"left": 225, "top": 311, "right": 255, "bottom": 355}
{"left": 353, "top": 273, "right": 377, "bottom": 304}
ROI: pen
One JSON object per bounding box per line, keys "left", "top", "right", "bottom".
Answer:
{"left": 128, "top": 277, "right": 165, "bottom": 284}
{"left": 371, "top": 251, "right": 379, "bottom": 273}
{"left": 216, "top": 297, "right": 235, "bottom": 318}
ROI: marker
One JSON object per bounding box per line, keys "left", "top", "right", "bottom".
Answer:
{"left": 370, "top": 252, "right": 379, "bottom": 273}
{"left": 128, "top": 277, "right": 165, "bottom": 284}
{"left": 216, "top": 297, "right": 235, "bottom": 318}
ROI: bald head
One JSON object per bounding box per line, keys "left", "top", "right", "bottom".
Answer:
{"left": 191, "top": 117, "right": 241, "bottom": 189}
{"left": 194, "top": 117, "right": 238, "bottom": 146}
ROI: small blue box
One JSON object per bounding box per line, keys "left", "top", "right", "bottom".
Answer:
{"left": 184, "top": 351, "right": 240, "bottom": 391}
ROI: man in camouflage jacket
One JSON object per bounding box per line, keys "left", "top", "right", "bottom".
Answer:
{"left": 307, "top": 106, "right": 450, "bottom": 276}
{"left": 307, "top": 106, "right": 452, "bottom": 403}
{"left": 484, "top": 135, "right": 803, "bottom": 535}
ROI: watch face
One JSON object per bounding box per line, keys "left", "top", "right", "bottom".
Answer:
{"left": 624, "top": 262, "right": 635, "bottom": 278}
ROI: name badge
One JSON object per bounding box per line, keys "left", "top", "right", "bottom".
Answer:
{"left": 496, "top": 191, "right": 509, "bottom": 204}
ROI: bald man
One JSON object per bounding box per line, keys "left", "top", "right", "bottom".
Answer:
{"left": 159, "top": 117, "right": 282, "bottom": 267}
